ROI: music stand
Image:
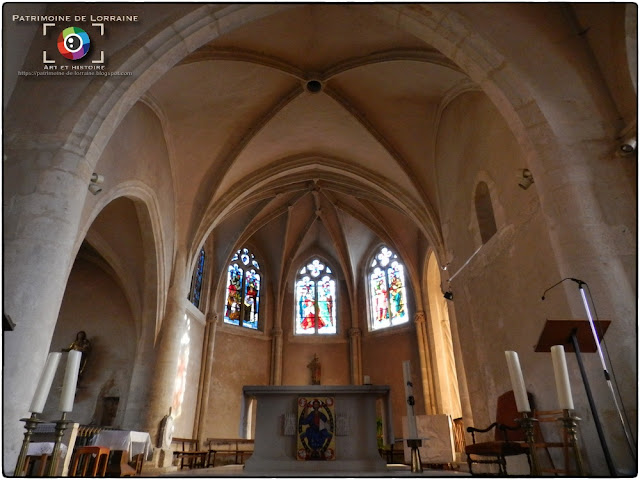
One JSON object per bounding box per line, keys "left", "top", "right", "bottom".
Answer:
{"left": 535, "top": 319, "right": 615, "bottom": 476}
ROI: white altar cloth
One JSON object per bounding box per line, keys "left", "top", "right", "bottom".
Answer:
{"left": 90, "top": 430, "right": 153, "bottom": 460}
{"left": 242, "top": 385, "right": 393, "bottom": 474}
{"left": 27, "top": 442, "right": 68, "bottom": 456}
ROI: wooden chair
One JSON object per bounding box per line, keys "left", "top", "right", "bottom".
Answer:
{"left": 105, "top": 450, "right": 137, "bottom": 477}
{"left": 69, "top": 446, "right": 110, "bottom": 477}
{"left": 22, "top": 454, "right": 50, "bottom": 476}
{"left": 533, "top": 409, "right": 576, "bottom": 475}
{"left": 465, "top": 391, "right": 534, "bottom": 475}
{"left": 129, "top": 453, "right": 144, "bottom": 475}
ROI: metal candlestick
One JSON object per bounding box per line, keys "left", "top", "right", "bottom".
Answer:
{"left": 517, "top": 413, "right": 540, "bottom": 476}
{"left": 561, "top": 409, "right": 586, "bottom": 476}
{"left": 14, "top": 413, "right": 44, "bottom": 476}
{"left": 46, "top": 412, "right": 70, "bottom": 476}
{"left": 407, "top": 439, "right": 423, "bottom": 473}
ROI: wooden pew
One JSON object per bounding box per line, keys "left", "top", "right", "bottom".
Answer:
{"left": 171, "top": 437, "right": 208, "bottom": 469}
{"left": 206, "top": 438, "right": 254, "bottom": 467}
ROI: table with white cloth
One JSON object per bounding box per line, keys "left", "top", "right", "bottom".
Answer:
{"left": 90, "top": 430, "right": 153, "bottom": 461}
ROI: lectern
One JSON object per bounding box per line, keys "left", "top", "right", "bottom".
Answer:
{"left": 535, "top": 319, "right": 614, "bottom": 475}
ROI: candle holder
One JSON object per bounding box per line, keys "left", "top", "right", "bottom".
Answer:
{"left": 560, "top": 409, "right": 586, "bottom": 476}
{"left": 516, "top": 412, "right": 540, "bottom": 476}
{"left": 14, "top": 413, "right": 44, "bottom": 476}
{"left": 46, "top": 412, "right": 70, "bottom": 476}
{"left": 406, "top": 439, "right": 423, "bottom": 473}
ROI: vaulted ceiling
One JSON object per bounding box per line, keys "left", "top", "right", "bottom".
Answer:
{"left": 143, "top": 4, "right": 472, "bottom": 286}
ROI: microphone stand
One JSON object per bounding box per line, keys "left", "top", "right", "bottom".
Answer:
{"left": 574, "top": 281, "right": 636, "bottom": 462}
{"left": 542, "top": 277, "right": 636, "bottom": 473}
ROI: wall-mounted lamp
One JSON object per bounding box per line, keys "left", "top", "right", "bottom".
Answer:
{"left": 88, "top": 172, "right": 104, "bottom": 195}
{"left": 443, "top": 291, "right": 453, "bottom": 301}
{"left": 619, "top": 136, "right": 637, "bottom": 155}
{"left": 518, "top": 169, "right": 534, "bottom": 190}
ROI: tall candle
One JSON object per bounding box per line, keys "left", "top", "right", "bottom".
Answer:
{"left": 29, "top": 352, "right": 61, "bottom": 413}
{"left": 505, "top": 351, "right": 531, "bottom": 412}
{"left": 551, "top": 345, "right": 574, "bottom": 410}
{"left": 60, "top": 350, "right": 81, "bottom": 413}
{"left": 402, "top": 360, "right": 419, "bottom": 438}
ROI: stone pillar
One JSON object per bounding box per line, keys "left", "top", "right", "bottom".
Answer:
{"left": 142, "top": 253, "right": 189, "bottom": 443}
{"left": 270, "top": 327, "right": 283, "bottom": 385}
{"left": 414, "top": 311, "right": 437, "bottom": 414}
{"left": 3, "top": 142, "right": 92, "bottom": 471}
{"left": 348, "top": 327, "right": 362, "bottom": 385}
{"left": 194, "top": 312, "right": 219, "bottom": 442}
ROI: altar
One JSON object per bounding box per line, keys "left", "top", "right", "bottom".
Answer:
{"left": 241, "top": 385, "right": 393, "bottom": 473}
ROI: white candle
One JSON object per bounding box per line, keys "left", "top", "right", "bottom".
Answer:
{"left": 29, "top": 352, "right": 61, "bottom": 413}
{"left": 505, "top": 351, "right": 531, "bottom": 412}
{"left": 402, "top": 360, "right": 419, "bottom": 438}
{"left": 363, "top": 375, "right": 371, "bottom": 385}
{"left": 60, "top": 350, "right": 81, "bottom": 412}
{"left": 551, "top": 345, "right": 574, "bottom": 410}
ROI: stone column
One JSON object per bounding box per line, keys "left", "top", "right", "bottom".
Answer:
{"left": 194, "top": 312, "right": 219, "bottom": 442}
{"left": 142, "top": 252, "right": 189, "bottom": 442}
{"left": 270, "top": 327, "right": 283, "bottom": 385}
{"left": 348, "top": 327, "right": 362, "bottom": 385}
{"left": 414, "top": 311, "right": 437, "bottom": 414}
{"left": 3, "top": 142, "right": 93, "bottom": 471}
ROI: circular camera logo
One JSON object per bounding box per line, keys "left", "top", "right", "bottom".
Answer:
{"left": 57, "top": 26, "right": 90, "bottom": 60}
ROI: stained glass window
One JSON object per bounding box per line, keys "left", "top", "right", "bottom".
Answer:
{"left": 295, "top": 258, "right": 337, "bottom": 335}
{"left": 188, "top": 248, "right": 206, "bottom": 310}
{"left": 368, "top": 246, "right": 409, "bottom": 330}
{"left": 224, "top": 248, "right": 261, "bottom": 330}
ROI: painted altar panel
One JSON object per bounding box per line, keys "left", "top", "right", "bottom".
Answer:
{"left": 297, "top": 397, "right": 335, "bottom": 460}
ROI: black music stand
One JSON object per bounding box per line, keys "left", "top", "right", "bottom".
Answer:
{"left": 535, "top": 319, "right": 615, "bottom": 476}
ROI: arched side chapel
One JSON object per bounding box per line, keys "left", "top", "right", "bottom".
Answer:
{"left": 3, "top": 3, "right": 636, "bottom": 476}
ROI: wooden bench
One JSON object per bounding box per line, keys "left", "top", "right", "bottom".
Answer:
{"left": 171, "top": 438, "right": 208, "bottom": 469}
{"left": 206, "top": 438, "right": 254, "bottom": 467}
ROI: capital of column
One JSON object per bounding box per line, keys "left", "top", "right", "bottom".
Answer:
{"left": 206, "top": 312, "right": 220, "bottom": 325}
{"left": 348, "top": 327, "right": 361, "bottom": 338}
{"left": 271, "top": 327, "right": 283, "bottom": 338}
{"left": 414, "top": 311, "right": 426, "bottom": 325}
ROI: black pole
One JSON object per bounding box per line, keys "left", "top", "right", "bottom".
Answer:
{"left": 570, "top": 330, "right": 617, "bottom": 476}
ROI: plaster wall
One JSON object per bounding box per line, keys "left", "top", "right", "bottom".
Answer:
{"left": 45, "top": 257, "right": 136, "bottom": 427}
{"left": 361, "top": 326, "right": 422, "bottom": 439}
{"left": 435, "top": 91, "right": 637, "bottom": 474}
{"left": 436, "top": 92, "right": 565, "bottom": 418}
{"left": 205, "top": 329, "right": 271, "bottom": 438}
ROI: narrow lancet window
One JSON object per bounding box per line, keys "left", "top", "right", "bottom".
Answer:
{"left": 188, "top": 248, "right": 206, "bottom": 310}
{"left": 224, "top": 248, "right": 261, "bottom": 329}
{"left": 368, "top": 246, "right": 409, "bottom": 330}
{"left": 295, "top": 258, "right": 337, "bottom": 335}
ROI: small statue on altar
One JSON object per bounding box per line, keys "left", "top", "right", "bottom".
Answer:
{"left": 307, "top": 354, "right": 321, "bottom": 385}
{"left": 62, "top": 330, "right": 92, "bottom": 379}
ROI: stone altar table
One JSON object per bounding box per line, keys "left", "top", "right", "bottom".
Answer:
{"left": 241, "top": 385, "right": 393, "bottom": 474}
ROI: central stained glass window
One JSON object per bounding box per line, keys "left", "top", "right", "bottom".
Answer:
{"left": 295, "top": 258, "right": 337, "bottom": 335}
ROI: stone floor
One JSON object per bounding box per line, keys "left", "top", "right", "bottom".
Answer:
{"left": 160, "top": 463, "right": 472, "bottom": 477}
